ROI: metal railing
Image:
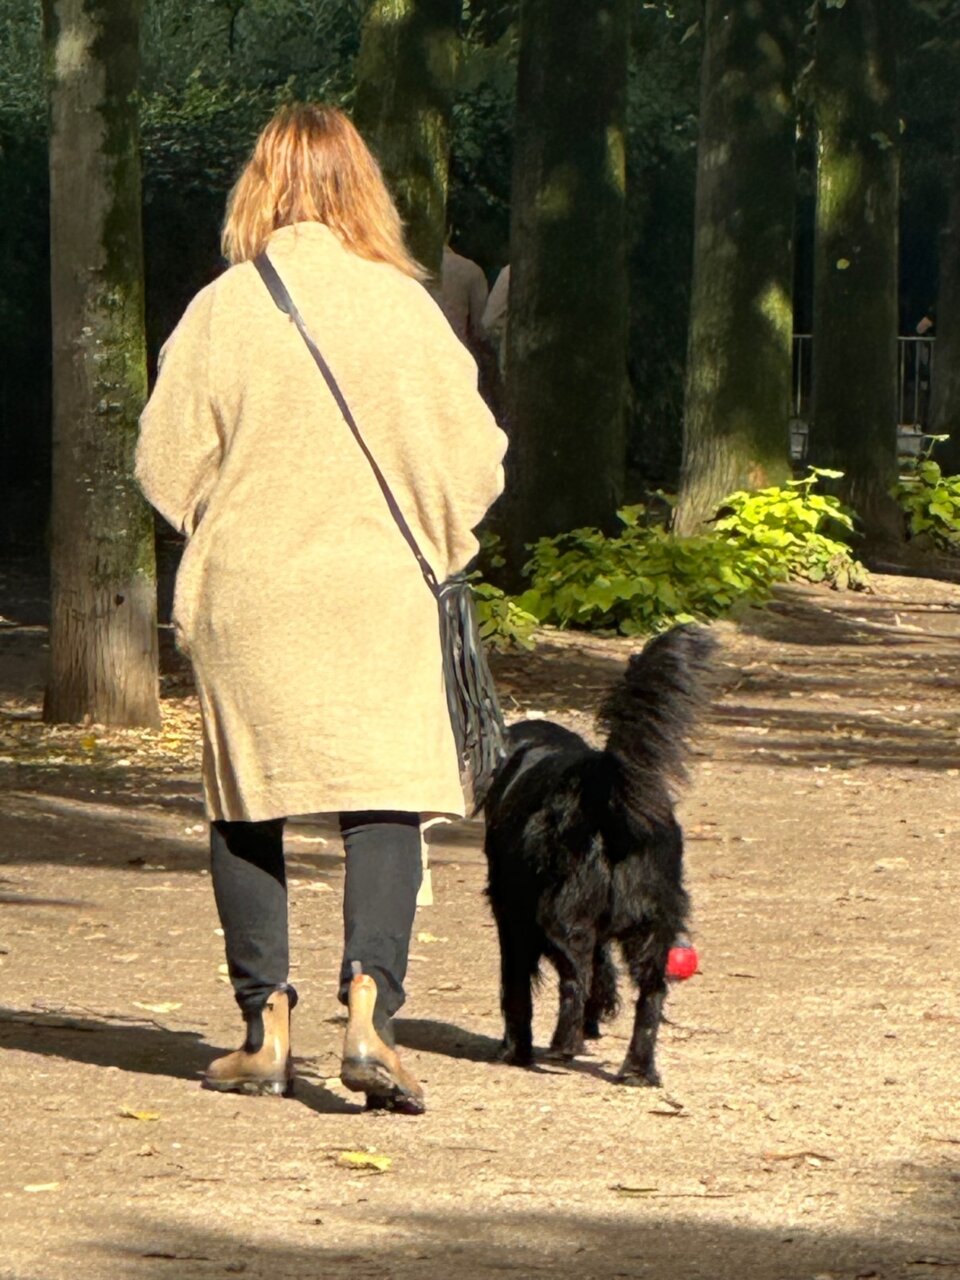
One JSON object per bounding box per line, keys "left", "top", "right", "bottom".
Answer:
{"left": 790, "top": 334, "right": 936, "bottom": 461}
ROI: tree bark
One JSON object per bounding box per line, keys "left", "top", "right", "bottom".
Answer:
{"left": 930, "top": 136, "right": 960, "bottom": 475}
{"left": 503, "top": 0, "right": 629, "bottom": 573}
{"left": 674, "top": 0, "right": 800, "bottom": 535}
{"left": 43, "top": 0, "right": 160, "bottom": 728}
{"left": 809, "top": 0, "right": 901, "bottom": 542}
{"left": 353, "top": 0, "right": 461, "bottom": 279}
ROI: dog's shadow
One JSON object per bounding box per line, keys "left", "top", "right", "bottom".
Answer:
{"left": 0, "top": 1005, "right": 357, "bottom": 1115}
{"left": 394, "top": 1017, "right": 623, "bottom": 1083}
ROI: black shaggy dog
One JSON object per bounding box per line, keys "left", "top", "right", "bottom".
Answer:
{"left": 481, "top": 623, "right": 716, "bottom": 1087}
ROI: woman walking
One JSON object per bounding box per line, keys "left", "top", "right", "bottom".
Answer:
{"left": 136, "top": 104, "right": 507, "bottom": 1114}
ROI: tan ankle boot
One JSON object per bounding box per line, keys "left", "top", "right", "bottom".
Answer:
{"left": 204, "top": 989, "right": 293, "bottom": 1096}
{"left": 341, "top": 973, "right": 425, "bottom": 1115}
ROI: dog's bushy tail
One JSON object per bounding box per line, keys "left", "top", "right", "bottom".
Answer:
{"left": 597, "top": 623, "right": 717, "bottom": 818}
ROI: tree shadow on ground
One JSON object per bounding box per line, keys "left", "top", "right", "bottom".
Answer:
{"left": 0, "top": 1005, "right": 354, "bottom": 1115}
{"left": 711, "top": 700, "right": 960, "bottom": 770}
{"left": 0, "top": 792, "right": 347, "bottom": 874}
{"left": 490, "top": 583, "right": 960, "bottom": 773}
{"left": 88, "top": 1191, "right": 960, "bottom": 1280}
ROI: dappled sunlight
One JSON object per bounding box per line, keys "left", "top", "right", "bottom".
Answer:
{"left": 815, "top": 148, "right": 864, "bottom": 236}
{"left": 756, "top": 279, "right": 792, "bottom": 341}
{"left": 605, "top": 124, "right": 626, "bottom": 194}
{"left": 534, "top": 162, "right": 578, "bottom": 221}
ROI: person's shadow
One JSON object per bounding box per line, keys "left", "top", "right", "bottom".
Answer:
{"left": 0, "top": 1005, "right": 357, "bottom": 1114}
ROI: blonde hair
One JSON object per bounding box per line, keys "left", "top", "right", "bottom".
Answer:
{"left": 221, "top": 103, "right": 425, "bottom": 279}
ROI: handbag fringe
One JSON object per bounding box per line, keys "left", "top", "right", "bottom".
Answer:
{"left": 437, "top": 576, "right": 505, "bottom": 809}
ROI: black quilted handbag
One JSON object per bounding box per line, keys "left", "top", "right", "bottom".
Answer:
{"left": 254, "top": 253, "right": 505, "bottom": 802}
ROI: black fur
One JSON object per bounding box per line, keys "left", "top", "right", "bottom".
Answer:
{"left": 482, "top": 623, "right": 716, "bottom": 1086}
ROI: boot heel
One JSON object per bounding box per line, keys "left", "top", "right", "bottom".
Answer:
{"left": 203, "top": 1073, "right": 292, "bottom": 1097}
{"left": 341, "top": 972, "right": 425, "bottom": 1114}
{"left": 255, "top": 1078, "right": 294, "bottom": 1098}
{"left": 203, "top": 990, "right": 294, "bottom": 1097}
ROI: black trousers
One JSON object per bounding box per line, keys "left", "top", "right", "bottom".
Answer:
{"left": 210, "top": 811, "right": 422, "bottom": 1025}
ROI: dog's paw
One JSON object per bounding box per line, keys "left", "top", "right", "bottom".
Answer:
{"left": 615, "top": 1066, "right": 662, "bottom": 1088}
{"left": 544, "top": 1036, "right": 585, "bottom": 1061}
{"left": 497, "top": 1040, "right": 533, "bottom": 1067}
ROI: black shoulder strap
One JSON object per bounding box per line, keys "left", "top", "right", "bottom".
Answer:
{"left": 253, "top": 251, "right": 441, "bottom": 598}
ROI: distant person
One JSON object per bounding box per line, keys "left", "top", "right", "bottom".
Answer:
{"left": 439, "top": 244, "right": 489, "bottom": 346}
{"left": 481, "top": 264, "right": 510, "bottom": 371}
{"left": 135, "top": 103, "right": 507, "bottom": 1116}
{"left": 915, "top": 306, "right": 936, "bottom": 427}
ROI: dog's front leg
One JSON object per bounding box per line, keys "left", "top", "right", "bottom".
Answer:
{"left": 617, "top": 934, "right": 669, "bottom": 1086}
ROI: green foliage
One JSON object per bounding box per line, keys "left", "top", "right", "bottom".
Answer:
{"left": 516, "top": 515, "right": 777, "bottom": 635}
{"left": 470, "top": 531, "right": 539, "bottom": 650}
{"left": 471, "top": 580, "right": 539, "bottom": 651}
{"left": 507, "top": 470, "right": 869, "bottom": 638}
{"left": 893, "top": 439, "right": 960, "bottom": 551}
{"left": 712, "top": 468, "right": 870, "bottom": 589}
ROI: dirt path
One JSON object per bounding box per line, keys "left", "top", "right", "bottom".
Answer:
{"left": 0, "top": 570, "right": 958, "bottom": 1280}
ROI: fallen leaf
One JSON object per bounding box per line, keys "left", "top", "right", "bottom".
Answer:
{"left": 761, "top": 1149, "right": 836, "bottom": 1163}
{"left": 335, "top": 1151, "right": 392, "bottom": 1173}
{"left": 23, "top": 1183, "right": 60, "bottom": 1193}
{"left": 416, "top": 931, "right": 447, "bottom": 944}
{"left": 133, "top": 1001, "right": 182, "bottom": 1015}
{"left": 118, "top": 1108, "right": 162, "bottom": 1122}
{"left": 649, "top": 1096, "right": 685, "bottom": 1116}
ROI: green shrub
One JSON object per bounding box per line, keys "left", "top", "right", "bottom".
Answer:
{"left": 893, "top": 440, "right": 960, "bottom": 553}
{"left": 713, "top": 467, "right": 870, "bottom": 590}
{"left": 472, "top": 581, "right": 539, "bottom": 651}
{"left": 515, "top": 509, "right": 779, "bottom": 636}
{"left": 502, "top": 469, "right": 869, "bottom": 639}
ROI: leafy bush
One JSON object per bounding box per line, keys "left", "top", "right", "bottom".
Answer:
{"left": 893, "top": 440, "right": 960, "bottom": 553}
{"left": 505, "top": 469, "right": 869, "bottom": 639}
{"left": 713, "top": 467, "right": 870, "bottom": 590}
{"left": 515, "top": 509, "right": 778, "bottom": 636}
{"left": 472, "top": 581, "right": 539, "bottom": 651}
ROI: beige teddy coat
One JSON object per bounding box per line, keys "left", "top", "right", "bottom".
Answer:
{"left": 136, "top": 223, "right": 507, "bottom": 822}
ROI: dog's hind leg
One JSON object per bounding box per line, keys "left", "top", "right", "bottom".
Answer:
{"left": 496, "top": 920, "right": 538, "bottom": 1066}
{"left": 543, "top": 926, "right": 596, "bottom": 1060}
{"left": 584, "top": 943, "right": 618, "bottom": 1039}
{"left": 616, "top": 930, "right": 670, "bottom": 1087}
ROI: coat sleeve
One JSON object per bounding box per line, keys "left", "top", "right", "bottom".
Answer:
{"left": 135, "top": 285, "right": 223, "bottom": 537}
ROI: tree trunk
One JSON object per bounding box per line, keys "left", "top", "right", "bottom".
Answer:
{"left": 42, "top": 0, "right": 160, "bottom": 728}
{"left": 674, "top": 0, "right": 800, "bottom": 535}
{"left": 809, "top": 0, "right": 901, "bottom": 542}
{"left": 503, "top": 0, "right": 629, "bottom": 573}
{"left": 931, "top": 137, "right": 960, "bottom": 476}
{"left": 353, "top": 0, "right": 461, "bottom": 279}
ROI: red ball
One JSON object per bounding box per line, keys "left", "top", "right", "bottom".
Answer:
{"left": 666, "top": 943, "right": 699, "bottom": 980}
